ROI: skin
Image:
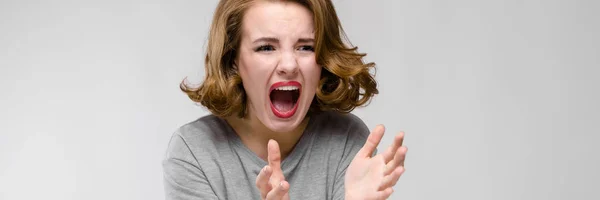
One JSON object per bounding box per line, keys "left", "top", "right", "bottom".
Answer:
{"left": 227, "top": 1, "right": 408, "bottom": 200}
{"left": 344, "top": 125, "right": 407, "bottom": 200}
{"left": 226, "top": 0, "right": 320, "bottom": 163}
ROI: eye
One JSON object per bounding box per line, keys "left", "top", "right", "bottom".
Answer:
{"left": 255, "top": 45, "right": 275, "bottom": 52}
{"left": 298, "top": 45, "right": 315, "bottom": 52}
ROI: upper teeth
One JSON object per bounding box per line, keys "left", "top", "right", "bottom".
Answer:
{"left": 275, "top": 86, "right": 299, "bottom": 91}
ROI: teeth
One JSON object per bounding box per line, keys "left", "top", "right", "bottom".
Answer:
{"left": 275, "top": 85, "right": 299, "bottom": 91}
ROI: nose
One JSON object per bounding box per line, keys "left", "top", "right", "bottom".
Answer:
{"left": 276, "top": 51, "right": 299, "bottom": 77}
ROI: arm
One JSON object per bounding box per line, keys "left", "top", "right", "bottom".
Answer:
{"left": 162, "top": 134, "right": 219, "bottom": 200}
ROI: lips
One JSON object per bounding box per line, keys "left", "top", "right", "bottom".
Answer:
{"left": 269, "top": 81, "right": 301, "bottom": 118}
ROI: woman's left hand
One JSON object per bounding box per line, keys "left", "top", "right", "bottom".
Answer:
{"left": 255, "top": 140, "right": 291, "bottom": 200}
{"left": 344, "top": 125, "right": 407, "bottom": 200}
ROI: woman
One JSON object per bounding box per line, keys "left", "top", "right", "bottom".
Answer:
{"left": 163, "top": 0, "right": 408, "bottom": 199}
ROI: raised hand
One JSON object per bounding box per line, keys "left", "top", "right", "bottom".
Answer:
{"left": 345, "top": 125, "right": 407, "bottom": 200}
{"left": 255, "top": 139, "right": 291, "bottom": 200}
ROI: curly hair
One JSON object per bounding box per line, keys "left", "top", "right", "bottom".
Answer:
{"left": 180, "top": 0, "right": 378, "bottom": 118}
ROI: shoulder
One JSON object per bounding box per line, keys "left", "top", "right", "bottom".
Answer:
{"left": 174, "top": 114, "right": 228, "bottom": 142}
{"left": 307, "top": 111, "right": 372, "bottom": 168}
{"left": 165, "top": 115, "right": 230, "bottom": 160}
{"left": 313, "top": 111, "right": 370, "bottom": 138}
{"left": 309, "top": 111, "right": 370, "bottom": 151}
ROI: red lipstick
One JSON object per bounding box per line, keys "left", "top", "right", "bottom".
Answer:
{"left": 269, "top": 81, "right": 302, "bottom": 118}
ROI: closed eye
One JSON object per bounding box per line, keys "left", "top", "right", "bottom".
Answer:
{"left": 255, "top": 45, "right": 275, "bottom": 52}
{"left": 297, "top": 45, "right": 314, "bottom": 52}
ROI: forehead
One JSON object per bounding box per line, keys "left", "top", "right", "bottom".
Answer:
{"left": 242, "top": 1, "right": 315, "bottom": 40}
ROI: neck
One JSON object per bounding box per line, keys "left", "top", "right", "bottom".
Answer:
{"left": 225, "top": 114, "right": 309, "bottom": 162}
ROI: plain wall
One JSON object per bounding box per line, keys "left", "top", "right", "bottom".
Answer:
{"left": 1, "top": 0, "right": 598, "bottom": 199}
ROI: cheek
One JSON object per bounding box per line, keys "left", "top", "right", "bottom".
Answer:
{"left": 239, "top": 57, "right": 264, "bottom": 84}
{"left": 300, "top": 60, "right": 321, "bottom": 83}
{"left": 238, "top": 57, "right": 272, "bottom": 102}
{"left": 299, "top": 63, "right": 322, "bottom": 94}
{"left": 309, "top": 67, "right": 321, "bottom": 86}
{"left": 239, "top": 55, "right": 276, "bottom": 80}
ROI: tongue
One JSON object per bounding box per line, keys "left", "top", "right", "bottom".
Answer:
{"left": 271, "top": 90, "right": 294, "bottom": 112}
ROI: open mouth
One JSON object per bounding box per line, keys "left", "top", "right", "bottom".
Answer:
{"left": 269, "top": 81, "right": 301, "bottom": 118}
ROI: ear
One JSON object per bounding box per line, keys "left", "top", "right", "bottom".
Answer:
{"left": 232, "top": 63, "right": 238, "bottom": 71}
{"left": 232, "top": 55, "right": 239, "bottom": 70}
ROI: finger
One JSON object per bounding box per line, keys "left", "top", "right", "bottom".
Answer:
{"left": 382, "top": 131, "right": 404, "bottom": 163}
{"left": 268, "top": 139, "right": 283, "bottom": 176}
{"left": 256, "top": 165, "right": 273, "bottom": 199}
{"left": 399, "top": 146, "right": 407, "bottom": 167}
{"left": 357, "top": 125, "right": 385, "bottom": 158}
{"left": 378, "top": 166, "right": 405, "bottom": 190}
{"left": 375, "top": 187, "right": 394, "bottom": 200}
{"left": 384, "top": 146, "right": 407, "bottom": 175}
{"left": 265, "top": 181, "right": 290, "bottom": 200}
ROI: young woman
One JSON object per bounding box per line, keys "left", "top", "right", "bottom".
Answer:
{"left": 163, "top": 0, "right": 408, "bottom": 199}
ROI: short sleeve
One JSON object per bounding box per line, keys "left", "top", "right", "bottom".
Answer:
{"left": 162, "top": 133, "right": 219, "bottom": 200}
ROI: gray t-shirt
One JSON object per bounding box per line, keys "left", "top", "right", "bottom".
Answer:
{"left": 162, "top": 111, "right": 370, "bottom": 200}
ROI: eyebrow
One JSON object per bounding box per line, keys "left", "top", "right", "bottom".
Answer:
{"left": 297, "top": 38, "right": 314, "bottom": 43}
{"left": 252, "top": 37, "right": 315, "bottom": 44}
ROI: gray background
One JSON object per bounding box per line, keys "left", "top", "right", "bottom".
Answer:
{"left": 1, "top": 0, "right": 598, "bottom": 199}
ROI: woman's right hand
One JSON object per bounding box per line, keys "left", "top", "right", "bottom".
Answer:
{"left": 255, "top": 139, "right": 291, "bottom": 200}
